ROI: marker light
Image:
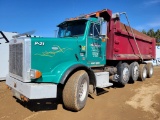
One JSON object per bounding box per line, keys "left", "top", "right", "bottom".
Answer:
{"left": 30, "top": 69, "right": 42, "bottom": 79}
{"left": 96, "top": 12, "right": 100, "bottom": 17}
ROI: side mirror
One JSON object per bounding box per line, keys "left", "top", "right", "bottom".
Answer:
{"left": 101, "top": 21, "right": 107, "bottom": 36}
{"left": 54, "top": 30, "right": 58, "bottom": 37}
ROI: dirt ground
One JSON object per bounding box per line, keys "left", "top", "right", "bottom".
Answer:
{"left": 0, "top": 66, "right": 160, "bottom": 120}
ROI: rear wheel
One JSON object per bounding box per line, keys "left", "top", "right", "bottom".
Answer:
{"left": 117, "top": 63, "right": 130, "bottom": 85}
{"left": 146, "top": 63, "right": 153, "bottom": 78}
{"left": 63, "top": 70, "right": 89, "bottom": 111}
{"left": 129, "top": 62, "right": 139, "bottom": 82}
{"left": 139, "top": 64, "right": 147, "bottom": 81}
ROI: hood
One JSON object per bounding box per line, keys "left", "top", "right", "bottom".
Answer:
{"left": 31, "top": 37, "right": 80, "bottom": 73}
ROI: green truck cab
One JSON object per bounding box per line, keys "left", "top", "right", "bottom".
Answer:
{"left": 32, "top": 17, "right": 106, "bottom": 83}
{"left": 6, "top": 14, "right": 112, "bottom": 111}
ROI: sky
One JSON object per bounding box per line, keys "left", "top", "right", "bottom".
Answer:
{"left": 0, "top": 0, "right": 160, "bottom": 37}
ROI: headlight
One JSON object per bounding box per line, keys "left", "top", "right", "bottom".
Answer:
{"left": 30, "top": 69, "right": 42, "bottom": 79}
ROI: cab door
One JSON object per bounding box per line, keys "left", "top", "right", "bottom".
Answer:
{"left": 86, "top": 23, "right": 106, "bottom": 67}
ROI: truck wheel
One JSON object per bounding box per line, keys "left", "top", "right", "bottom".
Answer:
{"left": 63, "top": 70, "right": 89, "bottom": 111}
{"left": 129, "top": 62, "right": 139, "bottom": 82}
{"left": 139, "top": 64, "right": 147, "bottom": 81}
{"left": 146, "top": 63, "right": 153, "bottom": 78}
{"left": 117, "top": 63, "right": 130, "bottom": 85}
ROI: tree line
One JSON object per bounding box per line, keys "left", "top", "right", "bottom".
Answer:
{"left": 142, "top": 29, "right": 160, "bottom": 44}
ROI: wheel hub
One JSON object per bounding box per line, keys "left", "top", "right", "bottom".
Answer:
{"left": 143, "top": 68, "right": 147, "bottom": 78}
{"left": 123, "top": 68, "right": 129, "bottom": 81}
{"left": 79, "top": 79, "right": 87, "bottom": 102}
{"left": 133, "top": 66, "right": 139, "bottom": 77}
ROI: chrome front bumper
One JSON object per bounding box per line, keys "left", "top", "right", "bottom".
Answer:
{"left": 6, "top": 75, "right": 57, "bottom": 100}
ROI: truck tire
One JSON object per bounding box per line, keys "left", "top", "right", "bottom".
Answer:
{"left": 146, "top": 63, "right": 153, "bottom": 78}
{"left": 129, "top": 62, "right": 139, "bottom": 82}
{"left": 117, "top": 63, "right": 130, "bottom": 85}
{"left": 139, "top": 64, "right": 147, "bottom": 81}
{"left": 63, "top": 70, "right": 89, "bottom": 111}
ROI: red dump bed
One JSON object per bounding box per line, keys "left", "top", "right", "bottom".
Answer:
{"left": 79, "top": 9, "right": 156, "bottom": 61}
{"left": 106, "top": 19, "right": 156, "bottom": 60}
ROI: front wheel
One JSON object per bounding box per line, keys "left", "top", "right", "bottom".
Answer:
{"left": 63, "top": 70, "right": 89, "bottom": 111}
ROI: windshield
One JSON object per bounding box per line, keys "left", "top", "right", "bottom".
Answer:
{"left": 57, "top": 20, "right": 87, "bottom": 38}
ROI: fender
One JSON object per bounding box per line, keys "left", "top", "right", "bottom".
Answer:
{"left": 50, "top": 61, "right": 90, "bottom": 84}
{"left": 59, "top": 63, "right": 90, "bottom": 84}
{"left": 57, "top": 61, "right": 97, "bottom": 93}
{"left": 34, "top": 61, "right": 96, "bottom": 91}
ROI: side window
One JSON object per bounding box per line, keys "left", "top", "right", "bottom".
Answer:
{"left": 89, "top": 23, "right": 100, "bottom": 37}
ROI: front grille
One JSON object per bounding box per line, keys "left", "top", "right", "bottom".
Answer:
{"left": 9, "top": 43, "right": 23, "bottom": 77}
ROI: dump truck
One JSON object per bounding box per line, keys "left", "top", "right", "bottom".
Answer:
{"left": 6, "top": 9, "right": 156, "bottom": 111}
